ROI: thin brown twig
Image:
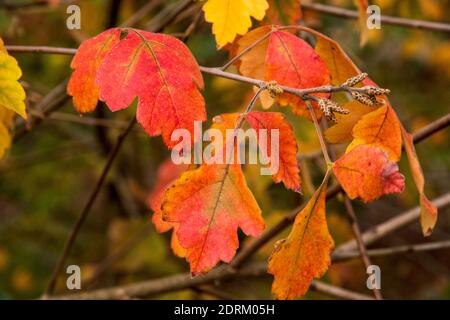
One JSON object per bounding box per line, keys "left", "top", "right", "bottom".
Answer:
{"left": 54, "top": 261, "right": 373, "bottom": 300}
{"left": 333, "top": 240, "right": 450, "bottom": 262}
{"left": 5, "top": 45, "right": 378, "bottom": 99}
{"left": 410, "top": 113, "right": 450, "bottom": 145}
{"left": 336, "top": 192, "right": 450, "bottom": 253}
{"left": 306, "top": 101, "right": 332, "bottom": 165}
{"left": 343, "top": 197, "right": 383, "bottom": 300}
{"left": 301, "top": 2, "right": 450, "bottom": 33}
{"left": 43, "top": 118, "right": 136, "bottom": 297}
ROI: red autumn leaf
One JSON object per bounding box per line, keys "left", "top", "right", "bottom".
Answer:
{"left": 268, "top": 171, "right": 333, "bottom": 299}
{"left": 235, "top": 26, "right": 331, "bottom": 119}
{"left": 333, "top": 145, "right": 405, "bottom": 202}
{"left": 161, "top": 114, "right": 264, "bottom": 274}
{"left": 246, "top": 111, "right": 301, "bottom": 192}
{"left": 67, "top": 28, "right": 121, "bottom": 113}
{"left": 148, "top": 159, "right": 189, "bottom": 258}
{"left": 401, "top": 127, "right": 438, "bottom": 236}
{"left": 94, "top": 29, "right": 206, "bottom": 148}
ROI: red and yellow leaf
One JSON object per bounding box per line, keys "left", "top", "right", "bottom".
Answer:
{"left": 333, "top": 145, "right": 405, "bottom": 202}
{"left": 268, "top": 171, "right": 334, "bottom": 299}
{"left": 67, "top": 28, "right": 121, "bottom": 113}
{"left": 161, "top": 114, "right": 264, "bottom": 274}
{"left": 246, "top": 111, "right": 301, "bottom": 192}
{"left": 347, "top": 105, "right": 402, "bottom": 162}
{"left": 95, "top": 29, "right": 206, "bottom": 148}
{"left": 401, "top": 127, "right": 438, "bottom": 236}
{"left": 235, "top": 26, "right": 331, "bottom": 119}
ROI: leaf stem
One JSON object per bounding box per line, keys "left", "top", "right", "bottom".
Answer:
{"left": 305, "top": 101, "right": 332, "bottom": 166}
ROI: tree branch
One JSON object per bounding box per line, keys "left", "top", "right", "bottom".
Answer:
{"left": 52, "top": 192, "right": 450, "bottom": 300}
{"left": 54, "top": 261, "right": 373, "bottom": 300}
{"left": 301, "top": 2, "right": 450, "bottom": 33}
{"left": 343, "top": 197, "right": 383, "bottom": 300}
{"left": 333, "top": 240, "right": 450, "bottom": 262}
{"left": 335, "top": 192, "right": 450, "bottom": 253}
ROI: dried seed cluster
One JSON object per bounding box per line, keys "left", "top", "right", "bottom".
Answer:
{"left": 342, "top": 73, "right": 391, "bottom": 107}
{"left": 318, "top": 98, "right": 349, "bottom": 123}
{"left": 267, "top": 80, "right": 284, "bottom": 98}
{"left": 342, "top": 73, "right": 368, "bottom": 87}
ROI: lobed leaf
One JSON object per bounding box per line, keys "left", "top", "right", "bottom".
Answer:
{"left": 161, "top": 114, "right": 264, "bottom": 274}
{"left": 203, "top": 0, "right": 269, "bottom": 47}
{"left": 67, "top": 28, "right": 121, "bottom": 113}
{"left": 0, "top": 38, "right": 26, "bottom": 119}
{"left": 95, "top": 29, "right": 206, "bottom": 149}
{"left": 246, "top": 111, "right": 301, "bottom": 192}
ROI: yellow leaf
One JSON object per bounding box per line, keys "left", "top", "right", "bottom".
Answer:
{"left": 0, "top": 39, "right": 27, "bottom": 119}
{"left": 0, "top": 105, "right": 15, "bottom": 159}
{"left": 203, "top": 0, "right": 269, "bottom": 47}
{"left": 0, "top": 38, "right": 5, "bottom": 53}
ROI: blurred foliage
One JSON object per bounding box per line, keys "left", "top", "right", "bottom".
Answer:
{"left": 0, "top": 0, "right": 449, "bottom": 299}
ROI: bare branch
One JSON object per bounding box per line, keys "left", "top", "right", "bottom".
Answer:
{"left": 302, "top": 2, "right": 450, "bottom": 33}
{"left": 336, "top": 192, "right": 450, "bottom": 252}
{"left": 343, "top": 197, "right": 383, "bottom": 300}
{"left": 54, "top": 261, "right": 373, "bottom": 300}
{"left": 333, "top": 240, "right": 450, "bottom": 262}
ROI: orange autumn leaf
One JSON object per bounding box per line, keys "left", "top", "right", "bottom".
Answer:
{"left": 268, "top": 171, "right": 334, "bottom": 299}
{"left": 235, "top": 26, "right": 331, "bottom": 119}
{"left": 354, "top": 0, "right": 369, "bottom": 46}
{"left": 401, "top": 127, "right": 438, "bottom": 236}
{"left": 68, "top": 28, "right": 121, "bottom": 113}
{"left": 313, "top": 29, "right": 360, "bottom": 85}
{"left": 148, "top": 160, "right": 189, "bottom": 258}
{"left": 324, "top": 100, "right": 372, "bottom": 143}
{"left": 347, "top": 105, "right": 402, "bottom": 162}
{"left": 246, "top": 111, "right": 301, "bottom": 192}
{"left": 265, "top": 0, "right": 302, "bottom": 25}
{"left": 90, "top": 29, "right": 206, "bottom": 148}
{"left": 333, "top": 145, "right": 405, "bottom": 202}
{"left": 161, "top": 114, "right": 264, "bottom": 274}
